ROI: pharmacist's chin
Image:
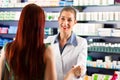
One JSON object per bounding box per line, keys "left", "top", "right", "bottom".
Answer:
{"left": 61, "top": 29, "right": 70, "bottom": 35}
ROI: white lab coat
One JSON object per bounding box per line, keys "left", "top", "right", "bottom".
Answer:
{"left": 45, "top": 35, "right": 88, "bottom": 80}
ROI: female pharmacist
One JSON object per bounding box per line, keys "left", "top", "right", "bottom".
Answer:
{"left": 45, "top": 6, "right": 88, "bottom": 80}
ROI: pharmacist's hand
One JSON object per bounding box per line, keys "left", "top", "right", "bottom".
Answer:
{"left": 72, "top": 66, "right": 81, "bottom": 78}
{"left": 64, "top": 66, "right": 81, "bottom": 80}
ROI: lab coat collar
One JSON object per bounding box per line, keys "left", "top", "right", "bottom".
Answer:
{"left": 54, "top": 32, "right": 78, "bottom": 47}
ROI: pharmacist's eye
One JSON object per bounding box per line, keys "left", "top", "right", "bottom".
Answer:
{"left": 68, "top": 19, "right": 72, "bottom": 22}
{"left": 61, "top": 17, "right": 65, "bottom": 21}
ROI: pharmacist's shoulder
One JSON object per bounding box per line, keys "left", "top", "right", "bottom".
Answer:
{"left": 44, "top": 35, "right": 57, "bottom": 43}
{"left": 76, "top": 36, "right": 87, "bottom": 43}
{"left": 76, "top": 36, "right": 88, "bottom": 47}
{"left": 47, "top": 35, "right": 57, "bottom": 39}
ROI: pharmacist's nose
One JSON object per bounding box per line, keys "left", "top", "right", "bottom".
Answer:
{"left": 62, "top": 20, "right": 68, "bottom": 26}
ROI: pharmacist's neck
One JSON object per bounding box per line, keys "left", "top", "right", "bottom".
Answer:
{"left": 59, "top": 32, "right": 71, "bottom": 41}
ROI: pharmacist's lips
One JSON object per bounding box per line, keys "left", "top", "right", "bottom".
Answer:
{"left": 62, "top": 26, "right": 68, "bottom": 29}
{"left": 63, "top": 27, "right": 67, "bottom": 30}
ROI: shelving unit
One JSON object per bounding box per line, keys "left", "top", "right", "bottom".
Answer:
{"left": 0, "top": 6, "right": 62, "bottom": 45}
{"left": 86, "top": 36, "right": 120, "bottom": 76}
{"left": 74, "top": 4, "right": 120, "bottom": 77}
{"left": 87, "top": 66, "right": 120, "bottom": 76}
{"left": 75, "top": 3, "right": 120, "bottom": 77}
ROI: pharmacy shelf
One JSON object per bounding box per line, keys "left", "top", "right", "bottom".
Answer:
{"left": 0, "top": 20, "right": 58, "bottom": 28}
{"left": 0, "top": 7, "right": 22, "bottom": 11}
{"left": 0, "top": 20, "right": 18, "bottom": 26}
{"left": 77, "top": 21, "right": 120, "bottom": 24}
{"left": 82, "top": 6, "right": 120, "bottom": 12}
{"left": 74, "top": 5, "right": 120, "bottom": 13}
{"left": 88, "top": 52, "right": 120, "bottom": 61}
{"left": 0, "top": 34, "right": 15, "bottom": 39}
{"left": 75, "top": 6, "right": 120, "bottom": 25}
{"left": 86, "top": 36, "right": 120, "bottom": 76}
{"left": 84, "top": 36, "right": 120, "bottom": 43}
{"left": 0, "top": 6, "right": 63, "bottom": 12}
{"left": 2, "top": 5, "right": 120, "bottom": 12}
{"left": 87, "top": 66, "right": 119, "bottom": 76}
{"left": 0, "top": 6, "right": 62, "bottom": 28}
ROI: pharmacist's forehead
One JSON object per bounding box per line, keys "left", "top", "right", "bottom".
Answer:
{"left": 60, "top": 11, "right": 75, "bottom": 19}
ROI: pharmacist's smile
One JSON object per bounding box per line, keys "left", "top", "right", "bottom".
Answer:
{"left": 61, "top": 25, "right": 70, "bottom": 30}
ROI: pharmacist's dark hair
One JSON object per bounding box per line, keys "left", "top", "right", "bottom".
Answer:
{"left": 5, "top": 3, "right": 45, "bottom": 80}
{"left": 60, "top": 6, "right": 77, "bottom": 20}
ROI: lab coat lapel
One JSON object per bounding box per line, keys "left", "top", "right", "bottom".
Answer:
{"left": 51, "top": 43, "right": 61, "bottom": 57}
{"left": 62, "top": 45, "right": 74, "bottom": 57}
{"left": 51, "top": 43, "right": 64, "bottom": 80}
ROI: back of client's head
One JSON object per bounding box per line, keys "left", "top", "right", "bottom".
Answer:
{"left": 5, "top": 3, "right": 46, "bottom": 80}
